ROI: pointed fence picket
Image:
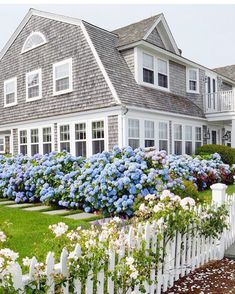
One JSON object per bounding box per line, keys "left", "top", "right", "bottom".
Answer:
{"left": 10, "top": 188, "right": 235, "bottom": 294}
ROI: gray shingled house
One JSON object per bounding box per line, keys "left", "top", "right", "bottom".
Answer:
{"left": 0, "top": 9, "right": 234, "bottom": 157}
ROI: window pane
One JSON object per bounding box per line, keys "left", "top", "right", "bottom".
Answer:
{"left": 75, "top": 123, "right": 86, "bottom": 140}
{"left": 185, "top": 142, "right": 192, "bottom": 155}
{"left": 31, "top": 144, "right": 39, "bottom": 156}
{"left": 24, "top": 33, "right": 45, "bottom": 51}
{"left": 158, "top": 59, "right": 167, "bottom": 74}
{"left": 174, "top": 141, "right": 182, "bottom": 155}
{"left": 43, "top": 143, "right": 52, "bottom": 155}
{"left": 28, "top": 86, "right": 39, "bottom": 99}
{"left": 144, "top": 120, "right": 154, "bottom": 138}
{"left": 20, "top": 130, "right": 27, "bottom": 144}
{"left": 195, "top": 127, "right": 202, "bottom": 141}
{"left": 20, "top": 145, "right": 27, "bottom": 155}
{"left": 31, "top": 129, "right": 39, "bottom": 143}
{"left": 55, "top": 63, "right": 69, "bottom": 79}
{"left": 185, "top": 126, "right": 192, "bottom": 141}
{"left": 56, "top": 77, "right": 69, "bottom": 92}
{"left": 5, "top": 81, "right": 15, "bottom": 93}
{"left": 92, "top": 121, "right": 104, "bottom": 139}
{"left": 143, "top": 68, "right": 154, "bottom": 84}
{"left": 28, "top": 73, "right": 39, "bottom": 87}
{"left": 43, "top": 127, "right": 52, "bottom": 142}
{"left": 143, "top": 53, "right": 154, "bottom": 69}
{"left": 60, "top": 142, "right": 70, "bottom": 152}
{"left": 76, "top": 141, "right": 87, "bottom": 157}
{"left": 6, "top": 93, "right": 15, "bottom": 104}
{"left": 195, "top": 141, "right": 202, "bottom": 150}
{"left": 189, "top": 69, "right": 197, "bottom": 80}
{"left": 159, "top": 122, "right": 168, "bottom": 139}
{"left": 128, "top": 139, "right": 139, "bottom": 150}
{"left": 92, "top": 140, "right": 104, "bottom": 154}
{"left": 128, "top": 119, "right": 139, "bottom": 138}
{"left": 158, "top": 73, "right": 168, "bottom": 88}
{"left": 189, "top": 80, "right": 197, "bottom": 91}
{"left": 174, "top": 124, "right": 182, "bottom": 140}
{"left": 145, "top": 140, "right": 155, "bottom": 148}
{"left": 60, "top": 125, "right": 70, "bottom": 141}
{"left": 0, "top": 139, "right": 4, "bottom": 152}
{"left": 159, "top": 140, "right": 168, "bottom": 152}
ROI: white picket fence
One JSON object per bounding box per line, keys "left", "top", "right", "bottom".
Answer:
{"left": 11, "top": 184, "right": 235, "bottom": 294}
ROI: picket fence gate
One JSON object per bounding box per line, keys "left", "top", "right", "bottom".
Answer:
{"left": 11, "top": 186, "right": 235, "bottom": 294}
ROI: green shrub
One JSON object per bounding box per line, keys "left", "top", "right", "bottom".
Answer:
{"left": 174, "top": 180, "right": 200, "bottom": 202}
{"left": 196, "top": 144, "right": 235, "bottom": 165}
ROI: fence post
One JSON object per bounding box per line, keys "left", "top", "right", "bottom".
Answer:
{"left": 210, "top": 183, "right": 227, "bottom": 204}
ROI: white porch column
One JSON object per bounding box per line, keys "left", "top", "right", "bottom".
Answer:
{"left": 232, "top": 119, "right": 235, "bottom": 148}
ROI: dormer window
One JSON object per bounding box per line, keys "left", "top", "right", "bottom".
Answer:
{"left": 22, "top": 32, "right": 47, "bottom": 53}
{"left": 143, "top": 53, "right": 154, "bottom": 84}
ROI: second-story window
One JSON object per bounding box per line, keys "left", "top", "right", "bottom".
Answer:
{"left": 143, "top": 53, "right": 154, "bottom": 84}
{"left": 187, "top": 68, "right": 199, "bottom": 93}
{"left": 158, "top": 59, "right": 168, "bottom": 88}
{"left": 4, "top": 78, "right": 17, "bottom": 107}
{"left": 53, "top": 58, "right": 73, "bottom": 95}
{"left": 26, "top": 69, "right": 42, "bottom": 101}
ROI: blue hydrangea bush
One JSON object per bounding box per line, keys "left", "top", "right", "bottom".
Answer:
{"left": 0, "top": 148, "right": 233, "bottom": 216}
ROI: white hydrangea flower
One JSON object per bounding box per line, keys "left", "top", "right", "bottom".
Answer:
{"left": 49, "top": 222, "right": 69, "bottom": 237}
{"left": 22, "top": 256, "right": 32, "bottom": 267}
{"left": 160, "top": 190, "right": 174, "bottom": 200}
{"left": 139, "top": 203, "right": 146, "bottom": 212}
{"left": 145, "top": 194, "right": 156, "bottom": 201}
{"left": 180, "top": 197, "right": 196, "bottom": 210}
{"left": 0, "top": 231, "right": 6, "bottom": 243}
{"left": 125, "top": 256, "right": 134, "bottom": 265}
{"left": 130, "top": 270, "right": 139, "bottom": 279}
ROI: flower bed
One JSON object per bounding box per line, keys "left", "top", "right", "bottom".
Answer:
{"left": 0, "top": 148, "right": 234, "bottom": 216}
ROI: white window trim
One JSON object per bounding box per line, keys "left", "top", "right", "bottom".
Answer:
{"left": 186, "top": 68, "right": 199, "bottom": 94}
{"left": 53, "top": 58, "right": 73, "bottom": 96}
{"left": 0, "top": 136, "right": 5, "bottom": 154}
{"left": 26, "top": 69, "right": 42, "bottom": 102}
{"left": 4, "top": 77, "right": 17, "bottom": 107}
{"left": 21, "top": 32, "right": 47, "bottom": 54}
{"left": 138, "top": 49, "right": 170, "bottom": 92}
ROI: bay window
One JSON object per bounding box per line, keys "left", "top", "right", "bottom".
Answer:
{"left": 159, "top": 122, "right": 168, "bottom": 152}
{"left": 185, "top": 126, "right": 193, "bottom": 155}
{"left": 26, "top": 69, "right": 41, "bottom": 101}
{"left": 174, "top": 124, "right": 182, "bottom": 155}
{"left": 30, "top": 129, "right": 39, "bottom": 155}
{"left": 158, "top": 59, "right": 168, "bottom": 88}
{"left": 53, "top": 58, "right": 72, "bottom": 95}
{"left": 43, "top": 127, "right": 52, "bottom": 154}
{"left": 92, "top": 121, "right": 105, "bottom": 154}
{"left": 75, "top": 123, "right": 87, "bottom": 157}
{"left": 19, "top": 130, "right": 27, "bottom": 155}
{"left": 4, "top": 78, "right": 17, "bottom": 106}
{"left": 143, "top": 53, "right": 154, "bottom": 84}
{"left": 60, "top": 125, "right": 70, "bottom": 152}
{"left": 128, "top": 119, "right": 140, "bottom": 149}
{"left": 144, "top": 120, "right": 155, "bottom": 148}
{"left": 195, "top": 127, "right": 202, "bottom": 150}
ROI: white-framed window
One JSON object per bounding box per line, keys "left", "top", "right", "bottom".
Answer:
{"left": 43, "top": 127, "right": 52, "bottom": 154}
{"left": 22, "top": 32, "right": 47, "bottom": 53}
{"left": 0, "top": 137, "right": 4, "bottom": 153}
{"left": 159, "top": 122, "right": 168, "bottom": 152}
{"left": 187, "top": 68, "right": 199, "bottom": 93}
{"left": 26, "top": 69, "right": 42, "bottom": 101}
{"left": 143, "top": 53, "right": 154, "bottom": 84}
{"left": 75, "top": 123, "right": 87, "bottom": 157}
{"left": 53, "top": 58, "right": 73, "bottom": 95}
{"left": 92, "top": 121, "right": 105, "bottom": 154}
{"left": 185, "top": 126, "right": 193, "bottom": 155}
{"left": 174, "top": 124, "right": 183, "bottom": 155}
{"left": 30, "top": 129, "right": 39, "bottom": 156}
{"left": 4, "top": 77, "right": 17, "bottom": 107}
{"left": 128, "top": 119, "right": 140, "bottom": 149}
{"left": 195, "top": 127, "right": 202, "bottom": 150}
{"left": 158, "top": 59, "right": 168, "bottom": 89}
{"left": 60, "top": 125, "right": 70, "bottom": 152}
{"left": 144, "top": 120, "right": 155, "bottom": 148}
{"left": 19, "top": 130, "right": 28, "bottom": 155}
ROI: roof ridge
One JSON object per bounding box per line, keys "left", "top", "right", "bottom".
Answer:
{"left": 112, "top": 13, "right": 162, "bottom": 33}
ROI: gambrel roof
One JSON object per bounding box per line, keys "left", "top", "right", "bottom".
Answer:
{"left": 0, "top": 9, "right": 205, "bottom": 119}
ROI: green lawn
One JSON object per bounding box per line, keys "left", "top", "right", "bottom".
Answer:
{"left": 0, "top": 205, "right": 99, "bottom": 263}
{"left": 198, "top": 184, "right": 235, "bottom": 203}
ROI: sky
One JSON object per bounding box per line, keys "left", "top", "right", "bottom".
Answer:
{"left": 0, "top": 4, "right": 235, "bottom": 68}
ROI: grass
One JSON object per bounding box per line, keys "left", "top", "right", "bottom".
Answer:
{"left": 0, "top": 205, "right": 99, "bottom": 263}
{"left": 198, "top": 184, "right": 235, "bottom": 203}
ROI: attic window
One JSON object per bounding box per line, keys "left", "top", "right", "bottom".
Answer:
{"left": 22, "top": 32, "right": 47, "bottom": 53}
